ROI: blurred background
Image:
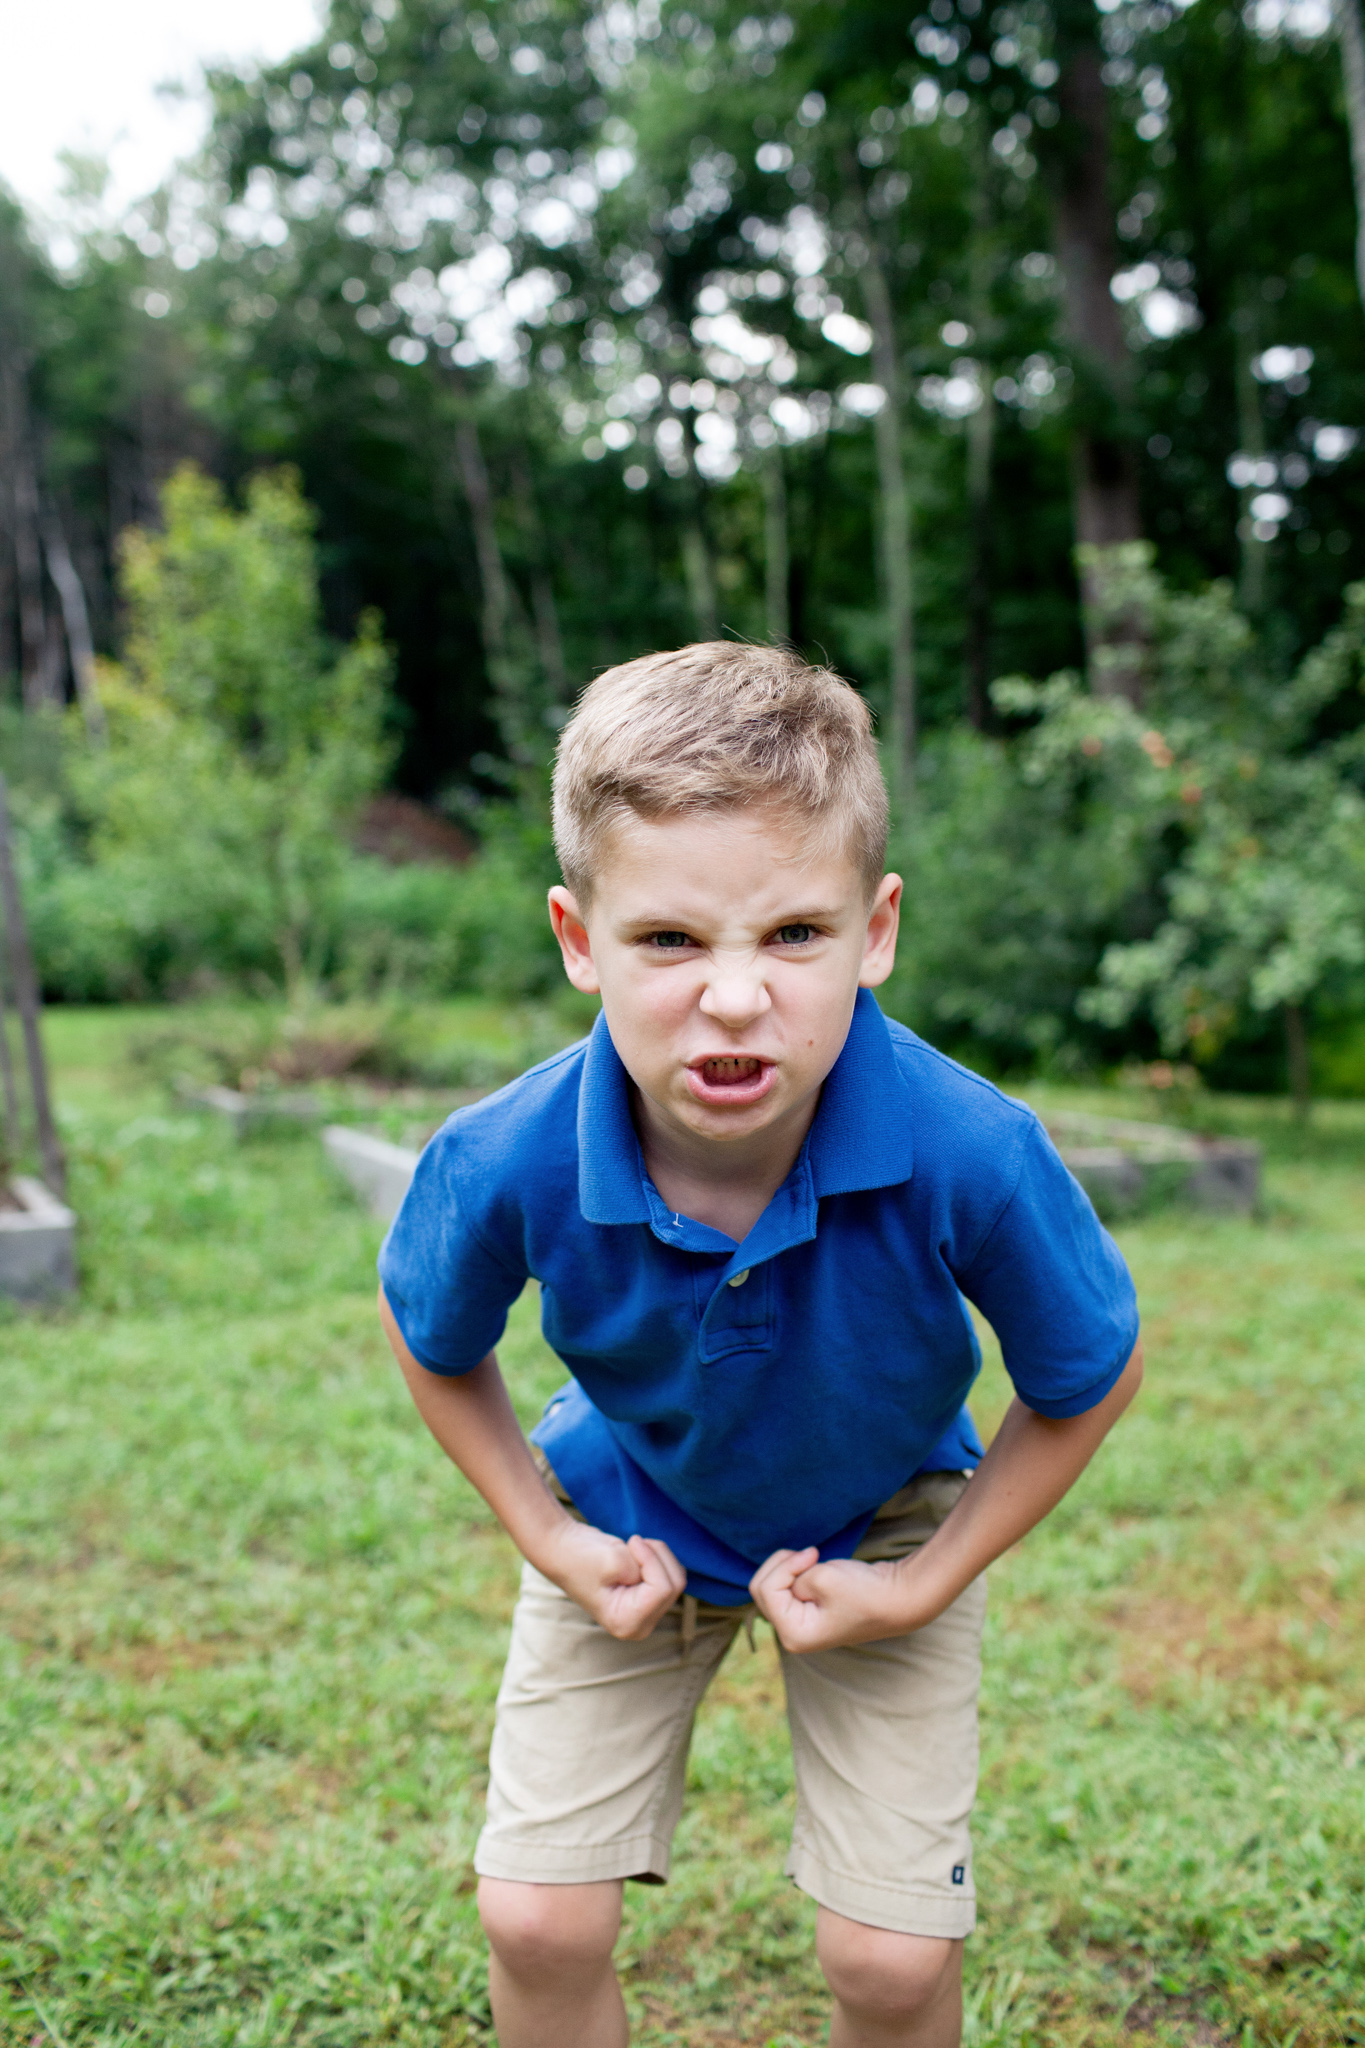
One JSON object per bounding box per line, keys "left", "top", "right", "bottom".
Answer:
{"left": 4, "top": 0, "right": 1365, "bottom": 1102}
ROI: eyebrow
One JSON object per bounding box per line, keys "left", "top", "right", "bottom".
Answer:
{"left": 618, "top": 904, "right": 846, "bottom": 935}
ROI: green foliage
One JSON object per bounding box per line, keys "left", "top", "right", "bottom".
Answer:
{"left": 883, "top": 554, "right": 1365, "bottom": 1085}
{"left": 4, "top": 467, "right": 398, "bottom": 1000}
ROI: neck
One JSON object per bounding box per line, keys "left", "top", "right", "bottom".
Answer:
{"left": 631, "top": 1085, "right": 821, "bottom": 1243}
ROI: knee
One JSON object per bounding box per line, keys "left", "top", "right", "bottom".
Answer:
{"left": 478, "top": 1877, "right": 621, "bottom": 1987}
{"left": 818, "top": 1914, "right": 960, "bottom": 2026}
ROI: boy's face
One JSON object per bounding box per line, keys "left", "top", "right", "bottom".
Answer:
{"left": 549, "top": 807, "right": 901, "bottom": 1151}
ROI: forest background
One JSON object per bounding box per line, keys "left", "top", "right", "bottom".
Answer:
{"left": 6, "top": 0, "right": 1365, "bottom": 1101}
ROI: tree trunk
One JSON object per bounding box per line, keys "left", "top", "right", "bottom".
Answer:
{"left": 762, "top": 444, "right": 790, "bottom": 645}
{"left": 509, "top": 443, "right": 568, "bottom": 706}
{"left": 0, "top": 771, "right": 64, "bottom": 1196}
{"left": 455, "top": 417, "right": 537, "bottom": 761}
{"left": 845, "top": 159, "right": 916, "bottom": 795}
{"left": 1284, "top": 1002, "right": 1312, "bottom": 1123}
{"left": 965, "top": 389, "right": 995, "bottom": 730}
{"left": 678, "top": 520, "right": 717, "bottom": 640}
{"left": 42, "top": 507, "right": 106, "bottom": 740}
{"left": 1337, "top": 0, "right": 1365, "bottom": 318}
{"left": 1048, "top": 13, "right": 1147, "bottom": 700}
{"left": 3, "top": 367, "right": 52, "bottom": 711}
{"left": 678, "top": 417, "right": 719, "bottom": 641}
{"left": 1232, "top": 285, "right": 1269, "bottom": 614}
{"left": 965, "top": 125, "right": 996, "bottom": 730}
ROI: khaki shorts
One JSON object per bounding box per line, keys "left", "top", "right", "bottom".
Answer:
{"left": 474, "top": 1469, "right": 985, "bottom": 1939}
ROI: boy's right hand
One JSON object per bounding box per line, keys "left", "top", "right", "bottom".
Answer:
{"left": 535, "top": 1517, "right": 687, "bottom": 1640}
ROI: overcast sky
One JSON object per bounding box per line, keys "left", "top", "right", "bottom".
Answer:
{"left": 0, "top": 0, "right": 321, "bottom": 223}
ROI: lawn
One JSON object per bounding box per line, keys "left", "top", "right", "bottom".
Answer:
{"left": 2, "top": 1008, "right": 1364, "bottom": 2047}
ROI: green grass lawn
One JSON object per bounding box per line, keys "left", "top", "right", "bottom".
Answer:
{"left": 2, "top": 1010, "right": 1364, "bottom": 2046}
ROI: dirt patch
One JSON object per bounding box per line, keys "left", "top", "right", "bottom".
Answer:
{"left": 1098, "top": 1511, "right": 1365, "bottom": 1714}
{"left": 1122, "top": 1993, "right": 1236, "bottom": 2043}
{"left": 116, "top": 1637, "right": 243, "bottom": 1682}
{"left": 1112, "top": 1592, "right": 1357, "bottom": 1707}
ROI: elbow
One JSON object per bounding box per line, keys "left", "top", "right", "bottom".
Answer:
{"left": 1117, "top": 1338, "right": 1144, "bottom": 1408}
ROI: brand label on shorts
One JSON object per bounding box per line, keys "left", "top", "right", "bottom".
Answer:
{"left": 951, "top": 1864, "right": 966, "bottom": 1886}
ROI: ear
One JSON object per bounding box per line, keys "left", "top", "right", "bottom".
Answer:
{"left": 858, "top": 872, "right": 902, "bottom": 989}
{"left": 548, "top": 885, "right": 601, "bottom": 994}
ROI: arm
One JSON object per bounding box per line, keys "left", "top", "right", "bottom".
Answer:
{"left": 750, "top": 1340, "right": 1143, "bottom": 1652}
{"left": 379, "top": 1285, "right": 684, "bottom": 1639}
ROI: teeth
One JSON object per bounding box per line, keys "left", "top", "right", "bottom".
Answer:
{"left": 703, "top": 1057, "right": 760, "bottom": 1082}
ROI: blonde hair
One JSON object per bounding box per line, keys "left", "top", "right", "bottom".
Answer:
{"left": 552, "top": 642, "right": 888, "bottom": 901}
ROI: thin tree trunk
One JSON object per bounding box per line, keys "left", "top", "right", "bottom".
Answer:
{"left": 1337, "top": 0, "right": 1365, "bottom": 318}
{"left": 844, "top": 159, "right": 916, "bottom": 794}
{"left": 1048, "top": 13, "right": 1147, "bottom": 699}
{"left": 679, "top": 519, "right": 718, "bottom": 639}
{"left": 1285, "top": 1003, "right": 1312, "bottom": 1123}
{"left": 36, "top": 612, "right": 64, "bottom": 708}
{"left": 0, "top": 771, "right": 64, "bottom": 1196}
{"left": 42, "top": 507, "right": 106, "bottom": 740}
{"left": 762, "top": 444, "right": 790, "bottom": 645}
{"left": 3, "top": 368, "right": 51, "bottom": 711}
{"left": 679, "top": 417, "right": 719, "bottom": 640}
{"left": 965, "top": 390, "right": 995, "bottom": 729}
{"left": 456, "top": 418, "right": 511, "bottom": 667}
{"left": 1232, "top": 285, "right": 1269, "bottom": 613}
{"left": 509, "top": 444, "right": 568, "bottom": 705}
{"left": 455, "top": 416, "right": 537, "bottom": 761}
{"left": 965, "top": 126, "right": 996, "bottom": 729}
{"left": 863, "top": 254, "right": 916, "bottom": 791}
{"left": 0, "top": 983, "right": 21, "bottom": 1167}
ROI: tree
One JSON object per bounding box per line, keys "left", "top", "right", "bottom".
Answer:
{"left": 80, "top": 465, "right": 390, "bottom": 995}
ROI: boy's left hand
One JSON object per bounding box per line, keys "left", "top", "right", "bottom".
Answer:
{"left": 749, "top": 1547, "right": 933, "bottom": 1652}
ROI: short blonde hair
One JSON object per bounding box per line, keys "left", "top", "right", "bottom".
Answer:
{"left": 552, "top": 642, "right": 887, "bottom": 901}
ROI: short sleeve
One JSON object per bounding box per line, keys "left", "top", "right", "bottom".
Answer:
{"left": 956, "top": 1117, "right": 1139, "bottom": 1417}
{"left": 377, "top": 1125, "right": 529, "bottom": 1376}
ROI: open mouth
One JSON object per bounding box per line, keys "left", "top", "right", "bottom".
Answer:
{"left": 684, "top": 1055, "right": 776, "bottom": 1107}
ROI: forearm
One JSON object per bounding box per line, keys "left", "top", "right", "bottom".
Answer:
{"left": 892, "top": 1342, "right": 1145, "bottom": 1625}
{"left": 379, "top": 1285, "right": 687, "bottom": 1640}
{"left": 378, "top": 1285, "right": 569, "bottom": 1567}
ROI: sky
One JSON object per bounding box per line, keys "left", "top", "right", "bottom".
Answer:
{"left": 0, "top": 0, "right": 322, "bottom": 224}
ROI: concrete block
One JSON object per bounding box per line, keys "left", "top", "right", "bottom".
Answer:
{"left": 0, "top": 1176, "right": 76, "bottom": 1300}
{"left": 1184, "top": 1139, "right": 1261, "bottom": 1213}
{"left": 181, "top": 1084, "right": 324, "bottom": 1138}
{"left": 1057, "top": 1145, "right": 1146, "bottom": 1216}
{"left": 323, "top": 1125, "right": 419, "bottom": 1225}
{"left": 1048, "top": 1111, "right": 1261, "bottom": 1216}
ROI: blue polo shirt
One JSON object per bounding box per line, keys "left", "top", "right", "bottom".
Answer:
{"left": 379, "top": 990, "right": 1138, "bottom": 1604}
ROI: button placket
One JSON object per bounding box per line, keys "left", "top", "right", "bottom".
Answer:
{"left": 697, "top": 1259, "right": 772, "bottom": 1358}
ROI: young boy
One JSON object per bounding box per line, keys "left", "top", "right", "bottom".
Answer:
{"left": 378, "top": 643, "right": 1141, "bottom": 2048}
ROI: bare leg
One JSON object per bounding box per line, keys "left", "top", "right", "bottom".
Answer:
{"left": 478, "top": 1876, "right": 628, "bottom": 2048}
{"left": 817, "top": 1907, "right": 963, "bottom": 2048}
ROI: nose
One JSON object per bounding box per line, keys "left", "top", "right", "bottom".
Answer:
{"left": 698, "top": 955, "right": 772, "bottom": 1031}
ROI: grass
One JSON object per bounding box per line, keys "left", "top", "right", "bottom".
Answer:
{"left": 2, "top": 1006, "right": 1364, "bottom": 2045}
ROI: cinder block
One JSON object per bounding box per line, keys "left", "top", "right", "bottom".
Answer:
{"left": 0, "top": 1176, "right": 76, "bottom": 1300}
{"left": 322, "top": 1125, "right": 419, "bottom": 1225}
{"left": 182, "top": 1084, "right": 323, "bottom": 1137}
{"left": 1057, "top": 1145, "right": 1146, "bottom": 1216}
{"left": 1185, "top": 1139, "right": 1261, "bottom": 1212}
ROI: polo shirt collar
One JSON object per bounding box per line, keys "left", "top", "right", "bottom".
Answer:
{"left": 577, "top": 987, "right": 915, "bottom": 1234}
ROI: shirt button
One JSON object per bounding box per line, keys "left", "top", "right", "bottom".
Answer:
{"left": 728, "top": 1268, "right": 750, "bottom": 1287}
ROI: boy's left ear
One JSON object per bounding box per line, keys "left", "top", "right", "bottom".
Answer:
{"left": 858, "top": 873, "right": 902, "bottom": 989}
{"left": 548, "top": 885, "right": 601, "bottom": 994}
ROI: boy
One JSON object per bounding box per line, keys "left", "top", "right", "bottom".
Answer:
{"left": 379, "top": 643, "right": 1141, "bottom": 2048}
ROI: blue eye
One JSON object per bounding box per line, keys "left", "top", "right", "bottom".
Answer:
{"left": 777, "top": 923, "right": 814, "bottom": 944}
{"left": 651, "top": 931, "right": 691, "bottom": 949}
